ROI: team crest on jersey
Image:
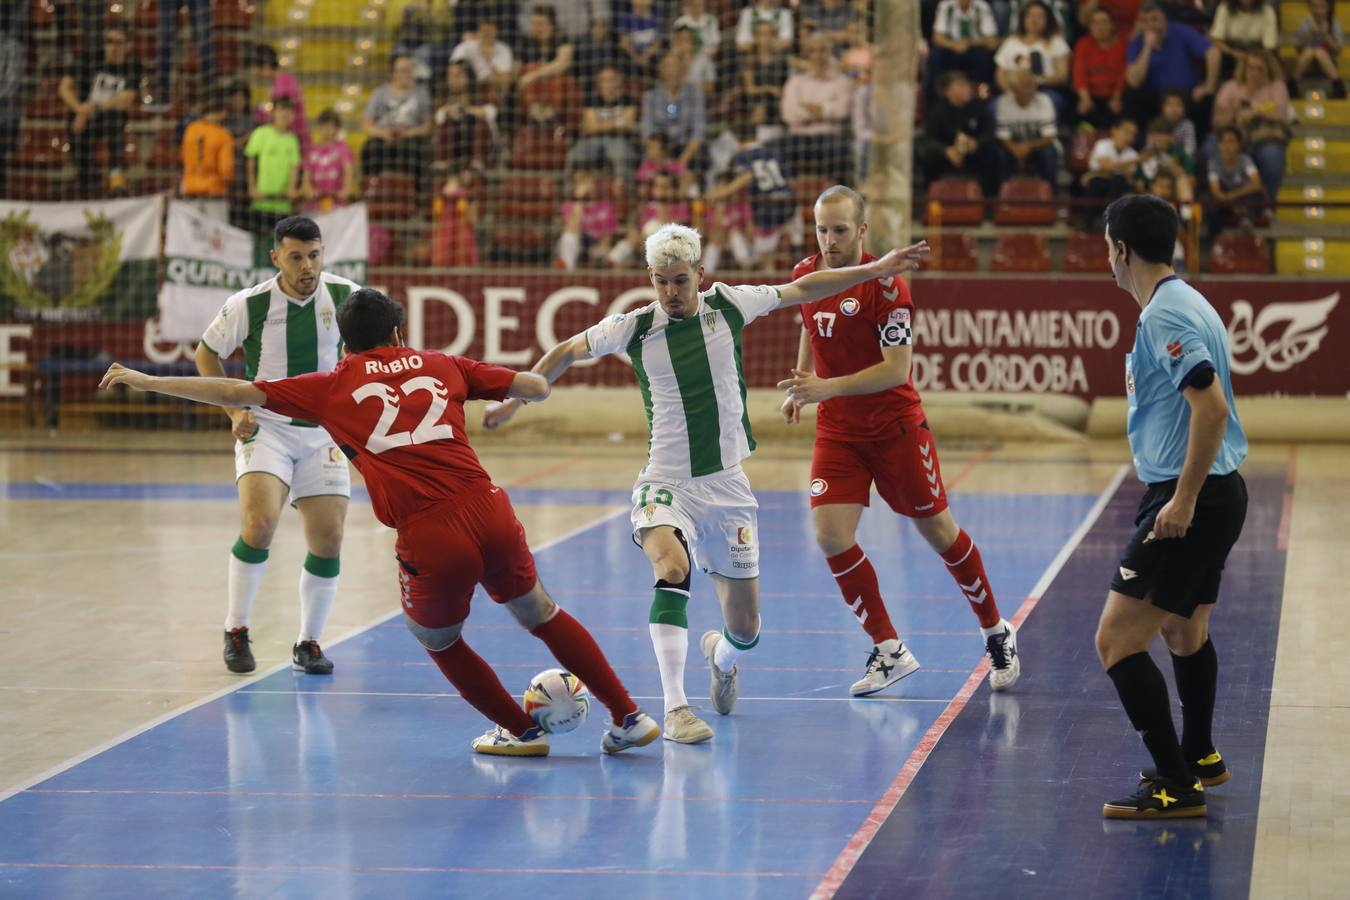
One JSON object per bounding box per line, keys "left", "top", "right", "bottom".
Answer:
{"left": 321, "top": 308, "right": 333, "bottom": 329}
{"left": 705, "top": 311, "right": 718, "bottom": 330}
{"left": 840, "top": 298, "right": 860, "bottom": 316}
{"left": 810, "top": 478, "right": 828, "bottom": 496}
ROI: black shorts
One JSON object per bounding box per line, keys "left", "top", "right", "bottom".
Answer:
{"left": 1109, "top": 471, "right": 1248, "bottom": 617}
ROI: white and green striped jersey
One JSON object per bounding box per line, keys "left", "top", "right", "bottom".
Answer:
{"left": 201, "top": 271, "right": 359, "bottom": 425}
{"left": 584, "top": 281, "right": 781, "bottom": 479}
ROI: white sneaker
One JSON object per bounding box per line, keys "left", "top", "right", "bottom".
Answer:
{"left": 700, "top": 630, "right": 739, "bottom": 715}
{"left": 601, "top": 710, "right": 662, "bottom": 754}
{"left": 849, "top": 643, "right": 921, "bottom": 696}
{"left": 984, "top": 620, "right": 1021, "bottom": 692}
{"left": 663, "top": 705, "right": 714, "bottom": 743}
{"left": 471, "top": 724, "right": 549, "bottom": 757}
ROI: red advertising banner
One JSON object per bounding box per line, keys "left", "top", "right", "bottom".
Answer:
{"left": 2, "top": 274, "right": 1346, "bottom": 403}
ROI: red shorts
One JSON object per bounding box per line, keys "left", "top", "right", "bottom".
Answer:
{"left": 809, "top": 419, "right": 949, "bottom": 519}
{"left": 393, "top": 484, "right": 537, "bottom": 629}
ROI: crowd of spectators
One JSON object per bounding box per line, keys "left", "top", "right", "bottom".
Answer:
{"left": 2, "top": 0, "right": 1345, "bottom": 260}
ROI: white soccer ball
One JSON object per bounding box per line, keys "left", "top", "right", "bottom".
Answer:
{"left": 523, "top": 668, "right": 591, "bottom": 734}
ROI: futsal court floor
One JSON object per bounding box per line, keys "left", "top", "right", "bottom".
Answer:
{"left": 0, "top": 432, "right": 1344, "bottom": 898}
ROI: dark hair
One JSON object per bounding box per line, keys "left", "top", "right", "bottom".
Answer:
{"left": 1160, "top": 89, "right": 1187, "bottom": 108}
{"left": 1018, "top": 0, "right": 1060, "bottom": 37}
{"left": 1216, "top": 125, "right": 1243, "bottom": 142}
{"left": 272, "top": 95, "right": 295, "bottom": 111}
{"left": 251, "top": 42, "right": 279, "bottom": 69}
{"left": 1104, "top": 194, "right": 1178, "bottom": 264}
{"left": 316, "top": 108, "right": 341, "bottom": 127}
{"left": 338, "top": 289, "right": 407, "bottom": 353}
{"left": 274, "top": 215, "right": 322, "bottom": 246}
{"left": 937, "top": 70, "right": 971, "bottom": 93}
{"left": 390, "top": 52, "right": 413, "bottom": 71}
{"left": 1148, "top": 116, "right": 1172, "bottom": 133}
{"left": 1111, "top": 116, "right": 1135, "bottom": 131}
{"left": 817, "top": 184, "right": 866, "bottom": 224}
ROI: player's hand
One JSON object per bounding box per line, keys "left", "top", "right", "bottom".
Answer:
{"left": 777, "top": 369, "right": 835, "bottom": 405}
{"left": 482, "top": 398, "right": 522, "bottom": 430}
{"left": 871, "top": 241, "right": 931, "bottom": 278}
{"left": 229, "top": 409, "right": 259, "bottom": 441}
{"left": 1152, "top": 496, "right": 1195, "bottom": 540}
{"left": 780, "top": 393, "right": 802, "bottom": 424}
{"left": 98, "top": 362, "right": 151, "bottom": 392}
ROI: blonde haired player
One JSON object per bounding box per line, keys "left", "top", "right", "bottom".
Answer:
{"left": 194, "top": 216, "right": 360, "bottom": 675}
{"left": 780, "top": 186, "right": 1020, "bottom": 696}
{"left": 485, "top": 223, "right": 929, "bottom": 742}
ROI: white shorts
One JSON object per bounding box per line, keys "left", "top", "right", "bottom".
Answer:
{"left": 630, "top": 466, "right": 760, "bottom": 579}
{"left": 235, "top": 418, "right": 351, "bottom": 503}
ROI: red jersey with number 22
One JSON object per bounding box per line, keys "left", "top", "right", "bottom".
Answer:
{"left": 256, "top": 346, "right": 515, "bottom": 529}
{"left": 794, "top": 252, "right": 924, "bottom": 440}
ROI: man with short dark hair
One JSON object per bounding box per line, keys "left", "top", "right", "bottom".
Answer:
{"left": 1097, "top": 193, "right": 1249, "bottom": 819}
{"left": 194, "top": 216, "right": 361, "bottom": 676}
{"left": 1125, "top": 3, "right": 1220, "bottom": 123}
{"left": 103, "top": 289, "right": 663, "bottom": 758}
{"left": 58, "top": 24, "right": 140, "bottom": 197}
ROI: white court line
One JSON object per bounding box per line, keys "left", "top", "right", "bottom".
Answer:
{"left": 810, "top": 464, "right": 1130, "bottom": 899}
{"left": 237, "top": 689, "right": 952, "bottom": 704}
{"left": 0, "top": 505, "right": 629, "bottom": 804}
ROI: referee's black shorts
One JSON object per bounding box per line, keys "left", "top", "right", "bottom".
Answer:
{"left": 1110, "top": 471, "right": 1248, "bottom": 618}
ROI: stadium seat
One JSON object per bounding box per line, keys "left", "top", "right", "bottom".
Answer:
{"left": 1062, "top": 230, "right": 1106, "bottom": 273}
{"left": 509, "top": 125, "right": 569, "bottom": 171}
{"left": 991, "top": 233, "right": 1052, "bottom": 272}
{"left": 925, "top": 178, "right": 984, "bottom": 226}
{"left": 145, "top": 127, "right": 178, "bottom": 171}
{"left": 213, "top": 0, "right": 256, "bottom": 30}
{"left": 929, "top": 233, "right": 980, "bottom": 271}
{"left": 1208, "top": 230, "right": 1271, "bottom": 274}
{"left": 24, "top": 79, "right": 67, "bottom": 119}
{"left": 1070, "top": 130, "right": 1105, "bottom": 175}
{"left": 364, "top": 174, "right": 419, "bottom": 221}
{"left": 491, "top": 174, "right": 559, "bottom": 258}
{"left": 994, "top": 178, "right": 1055, "bottom": 226}
{"left": 520, "top": 71, "right": 583, "bottom": 134}
{"left": 30, "top": 0, "right": 55, "bottom": 26}
{"left": 14, "top": 123, "right": 69, "bottom": 168}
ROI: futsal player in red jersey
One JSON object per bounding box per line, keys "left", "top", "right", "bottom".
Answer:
{"left": 778, "top": 186, "right": 1021, "bottom": 695}
{"left": 99, "top": 288, "right": 661, "bottom": 757}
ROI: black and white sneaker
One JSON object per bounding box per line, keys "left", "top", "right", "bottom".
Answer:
{"left": 849, "top": 642, "right": 921, "bottom": 696}
{"left": 223, "top": 627, "right": 255, "bottom": 674}
{"left": 1104, "top": 774, "right": 1206, "bottom": 819}
{"left": 292, "top": 640, "right": 334, "bottom": 675}
{"left": 983, "top": 619, "right": 1021, "bottom": 692}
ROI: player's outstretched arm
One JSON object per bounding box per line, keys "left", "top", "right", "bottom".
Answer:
{"left": 774, "top": 241, "right": 930, "bottom": 309}
{"left": 483, "top": 334, "right": 589, "bottom": 430}
{"left": 507, "top": 372, "right": 551, "bottom": 402}
{"left": 100, "top": 362, "right": 266, "bottom": 408}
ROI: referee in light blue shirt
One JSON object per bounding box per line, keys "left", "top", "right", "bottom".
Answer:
{"left": 1094, "top": 194, "right": 1248, "bottom": 821}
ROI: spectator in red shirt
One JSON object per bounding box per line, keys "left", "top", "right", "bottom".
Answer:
{"left": 1075, "top": 7, "right": 1128, "bottom": 129}
{"left": 99, "top": 290, "right": 663, "bottom": 758}
{"left": 1077, "top": 0, "right": 1142, "bottom": 39}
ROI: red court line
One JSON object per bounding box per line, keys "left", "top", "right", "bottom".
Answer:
{"left": 0, "top": 861, "right": 819, "bottom": 879}
{"left": 502, "top": 456, "right": 585, "bottom": 490}
{"left": 944, "top": 445, "right": 995, "bottom": 490}
{"left": 1277, "top": 445, "right": 1298, "bottom": 552}
{"left": 22, "top": 787, "right": 870, "bottom": 806}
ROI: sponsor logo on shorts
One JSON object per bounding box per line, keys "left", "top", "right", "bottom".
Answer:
{"left": 914, "top": 502, "right": 935, "bottom": 512}
{"left": 840, "top": 297, "right": 860, "bottom": 316}
{"left": 736, "top": 526, "right": 752, "bottom": 545}
{"left": 1119, "top": 566, "right": 1138, "bottom": 581}
{"left": 733, "top": 560, "right": 755, "bottom": 569}
{"left": 642, "top": 503, "right": 658, "bottom": 521}
{"left": 242, "top": 444, "right": 255, "bottom": 464}
{"left": 810, "top": 478, "right": 828, "bottom": 496}
{"left": 327, "top": 447, "right": 343, "bottom": 463}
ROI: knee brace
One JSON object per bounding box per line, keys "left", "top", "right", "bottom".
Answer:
{"left": 403, "top": 613, "right": 463, "bottom": 652}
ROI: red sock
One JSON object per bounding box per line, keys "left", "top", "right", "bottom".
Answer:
{"left": 532, "top": 608, "right": 637, "bottom": 726}
{"left": 427, "top": 639, "right": 537, "bottom": 736}
{"left": 940, "top": 529, "right": 1001, "bottom": 628}
{"left": 827, "top": 545, "right": 898, "bottom": 644}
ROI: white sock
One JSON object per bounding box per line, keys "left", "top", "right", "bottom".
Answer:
{"left": 298, "top": 572, "right": 338, "bottom": 643}
{"left": 877, "top": 637, "right": 901, "bottom": 655}
{"left": 980, "top": 619, "right": 1011, "bottom": 639}
{"left": 713, "top": 622, "right": 759, "bottom": 672}
{"left": 703, "top": 244, "right": 722, "bottom": 272}
{"left": 649, "top": 623, "right": 690, "bottom": 711}
{"left": 558, "top": 231, "right": 580, "bottom": 269}
{"left": 729, "top": 230, "right": 752, "bottom": 265}
{"left": 226, "top": 551, "right": 268, "bottom": 631}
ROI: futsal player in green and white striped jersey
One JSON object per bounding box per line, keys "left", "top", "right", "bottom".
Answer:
{"left": 485, "top": 224, "right": 929, "bottom": 743}
{"left": 194, "top": 216, "right": 361, "bottom": 676}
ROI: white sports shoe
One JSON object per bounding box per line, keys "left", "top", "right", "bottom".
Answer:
{"left": 471, "top": 724, "right": 549, "bottom": 757}
{"left": 984, "top": 620, "right": 1021, "bottom": 692}
{"left": 663, "top": 705, "right": 714, "bottom": 743}
{"left": 601, "top": 710, "right": 662, "bottom": 754}
{"left": 700, "top": 630, "right": 739, "bottom": 715}
{"left": 849, "top": 643, "right": 921, "bottom": 696}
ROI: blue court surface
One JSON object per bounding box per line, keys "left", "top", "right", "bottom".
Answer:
{"left": 0, "top": 469, "right": 1288, "bottom": 899}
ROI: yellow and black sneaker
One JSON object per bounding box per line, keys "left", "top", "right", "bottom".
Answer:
{"left": 1141, "top": 751, "right": 1230, "bottom": 788}
{"left": 1104, "top": 775, "right": 1206, "bottom": 819}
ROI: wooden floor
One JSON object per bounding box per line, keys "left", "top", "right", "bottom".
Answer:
{"left": 1, "top": 431, "right": 1344, "bottom": 897}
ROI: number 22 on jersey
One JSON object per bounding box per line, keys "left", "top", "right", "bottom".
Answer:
{"left": 352, "top": 377, "right": 455, "bottom": 453}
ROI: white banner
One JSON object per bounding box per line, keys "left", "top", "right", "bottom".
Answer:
{"left": 157, "top": 202, "right": 369, "bottom": 341}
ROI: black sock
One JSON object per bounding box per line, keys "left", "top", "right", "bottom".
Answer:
{"left": 1106, "top": 651, "right": 1189, "bottom": 783}
{"left": 1172, "top": 638, "right": 1218, "bottom": 761}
